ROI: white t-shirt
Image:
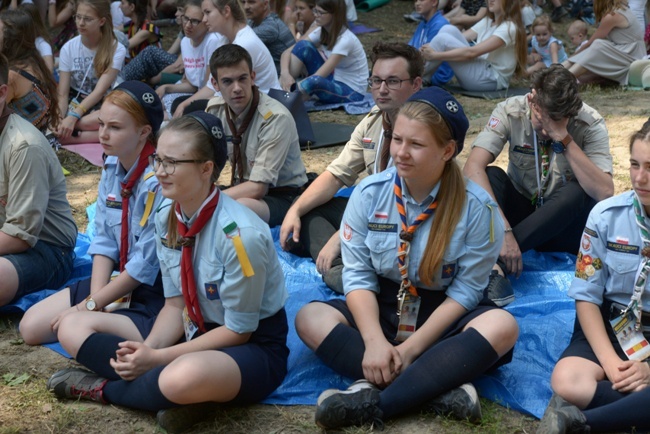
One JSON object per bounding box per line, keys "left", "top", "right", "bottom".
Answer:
{"left": 521, "top": 5, "right": 535, "bottom": 29}
{"left": 307, "top": 27, "right": 368, "bottom": 94}
{"left": 182, "top": 32, "right": 226, "bottom": 88}
{"left": 207, "top": 26, "right": 281, "bottom": 94}
{"left": 59, "top": 35, "right": 127, "bottom": 96}
{"left": 35, "top": 37, "right": 52, "bottom": 59}
{"left": 471, "top": 18, "right": 516, "bottom": 89}
{"left": 111, "top": 1, "right": 129, "bottom": 27}
{"left": 345, "top": 0, "right": 357, "bottom": 22}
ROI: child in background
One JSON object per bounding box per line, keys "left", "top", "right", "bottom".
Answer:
{"left": 567, "top": 19, "right": 589, "bottom": 52}
{"left": 526, "top": 15, "right": 568, "bottom": 74}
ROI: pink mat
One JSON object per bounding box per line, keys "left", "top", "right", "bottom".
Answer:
{"left": 61, "top": 143, "right": 104, "bottom": 167}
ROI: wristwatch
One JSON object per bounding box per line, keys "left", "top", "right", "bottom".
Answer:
{"left": 551, "top": 133, "right": 573, "bottom": 154}
{"left": 84, "top": 296, "right": 100, "bottom": 311}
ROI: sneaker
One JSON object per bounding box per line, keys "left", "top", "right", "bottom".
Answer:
{"left": 156, "top": 402, "right": 219, "bottom": 433}
{"left": 315, "top": 380, "right": 383, "bottom": 429}
{"left": 537, "top": 393, "right": 589, "bottom": 434}
{"left": 485, "top": 269, "right": 515, "bottom": 307}
{"left": 403, "top": 11, "right": 423, "bottom": 22}
{"left": 426, "top": 383, "right": 482, "bottom": 424}
{"left": 45, "top": 130, "right": 61, "bottom": 150}
{"left": 551, "top": 6, "right": 568, "bottom": 22}
{"left": 323, "top": 264, "right": 344, "bottom": 294}
{"left": 47, "top": 368, "right": 107, "bottom": 403}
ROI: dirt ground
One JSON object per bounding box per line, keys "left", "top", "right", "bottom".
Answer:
{"left": 1, "top": 1, "right": 650, "bottom": 433}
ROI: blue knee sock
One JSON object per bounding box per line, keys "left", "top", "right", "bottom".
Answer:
{"left": 379, "top": 327, "right": 499, "bottom": 419}
{"left": 583, "top": 386, "right": 650, "bottom": 432}
{"left": 314, "top": 323, "right": 365, "bottom": 380}
{"left": 76, "top": 333, "right": 124, "bottom": 381}
{"left": 103, "top": 365, "right": 178, "bottom": 412}
{"left": 585, "top": 381, "right": 625, "bottom": 410}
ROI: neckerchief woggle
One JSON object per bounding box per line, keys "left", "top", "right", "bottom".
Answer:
{"left": 623, "top": 194, "right": 650, "bottom": 331}
{"left": 394, "top": 173, "right": 437, "bottom": 315}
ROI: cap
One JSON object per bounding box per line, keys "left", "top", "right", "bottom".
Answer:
{"left": 406, "top": 86, "right": 469, "bottom": 155}
{"left": 185, "top": 111, "right": 227, "bottom": 172}
{"left": 114, "top": 80, "right": 164, "bottom": 134}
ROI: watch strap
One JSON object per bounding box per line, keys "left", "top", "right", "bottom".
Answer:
{"left": 560, "top": 133, "right": 573, "bottom": 147}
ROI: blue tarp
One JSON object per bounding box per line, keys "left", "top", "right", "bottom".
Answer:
{"left": 1, "top": 203, "right": 577, "bottom": 418}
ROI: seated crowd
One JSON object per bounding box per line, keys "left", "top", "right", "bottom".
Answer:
{"left": 0, "top": 0, "right": 649, "bottom": 432}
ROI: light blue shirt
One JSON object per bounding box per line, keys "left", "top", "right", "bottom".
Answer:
{"left": 88, "top": 155, "right": 163, "bottom": 285}
{"left": 155, "top": 194, "right": 288, "bottom": 334}
{"left": 340, "top": 167, "right": 504, "bottom": 310}
{"left": 570, "top": 190, "right": 650, "bottom": 309}
{"left": 531, "top": 35, "right": 568, "bottom": 67}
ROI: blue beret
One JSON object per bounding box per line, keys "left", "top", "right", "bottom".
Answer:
{"left": 114, "top": 80, "right": 163, "bottom": 134}
{"left": 406, "top": 86, "right": 469, "bottom": 155}
{"left": 185, "top": 111, "right": 227, "bottom": 172}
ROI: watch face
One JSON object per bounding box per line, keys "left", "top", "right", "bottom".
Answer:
{"left": 551, "top": 141, "right": 565, "bottom": 154}
{"left": 86, "top": 299, "right": 97, "bottom": 311}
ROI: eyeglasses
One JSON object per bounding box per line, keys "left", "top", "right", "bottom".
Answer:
{"left": 367, "top": 77, "right": 413, "bottom": 90}
{"left": 73, "top": 14, "right": 99, "bottom": 24}
{"left": 313, "top": 8, "right": 330, "bottom": 16}
{"left": 181, "top": 15, "right": 202, "bottom": 26}
{"left": 149, "top": 154, "right": 206, "bottom": 175}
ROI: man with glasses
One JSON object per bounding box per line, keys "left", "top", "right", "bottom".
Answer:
{"left": 205, "top": 44, "right": 308, "bottom": 227}
{"left": 280, "top": 42, "right": 423, "bottom": 294}
{"left": 243, "top": 0, "right": 294, "bottom": 73}
{"left": 463, "top": 65, "right": 613, "bottom": 306}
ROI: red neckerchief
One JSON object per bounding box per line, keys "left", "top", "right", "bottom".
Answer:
{"left": 176, "top": 186, "right": 220, "bottom": 332}
{"left": 119, "top": 141, "right": 156, "bottom": 272}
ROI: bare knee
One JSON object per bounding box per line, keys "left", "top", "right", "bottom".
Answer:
{"left": 19, "top": 310, "right": 45, "bottom": 345}
{"left": 295, "top": 302, "right": 345, "bottom": 350}
{"left": 468, "top": 309, "right": 519, "bottom": 356}
{"left": 550, "top": 357, "right": 600, "bottom": 408}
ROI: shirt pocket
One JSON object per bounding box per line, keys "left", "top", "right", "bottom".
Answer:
{"left": 604, "top": 252, "right": 639, "bottom": 292}
{"left": 509, "top": 148, "right": 536, "bottom": 172}
{"left": 198, "top": 258, "right": 225, "bottom": 304}
{"left": 159, "top": 247, "right": 181, "bottom": 297}
{"left": 105, "top": 206, "right": 123, "bottom": 247}
{"left": 438, "top": 240, "right": 466, "bottom": 288}
{"left": 365, "top": 232, "right": 398, "bottom": 275}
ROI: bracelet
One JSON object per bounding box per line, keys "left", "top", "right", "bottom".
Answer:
{"left": 77, "top": 103, "right": 88, "bottom": 114}
{"left": 504, "top": 227, "right": 513, "bottom": 233}
{"left": 67, "top": 110, "right": 81, "bottom": 120}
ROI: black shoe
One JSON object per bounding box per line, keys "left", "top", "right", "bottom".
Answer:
{"left": 323, "top": 264, "right": 344, "bottom": 294}
{"left": 485, "top": 270, "right": 514, "bottom": 307}
{"left": 425, "top": 383, "right": 482, "bottom": 424}
{"left": 156, "top": 402, "right": 220, "bottom": 433}
{"left": 551, "top": 6, "right": 568, "bottom": 22}
{"left": 47, "top": 368, "right": 107, "bottom": 403}
{"left": 315, "top": 380, "right": 383, "bottom": 429}
{"left": 537, "top": 393, "right": 589, "bottom": 434}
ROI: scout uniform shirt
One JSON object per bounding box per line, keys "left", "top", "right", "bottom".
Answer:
{"left": 155, "top": 195, "right": 288, "bottom": 332}
{"left": 206, "top": 91, "right": 307, "bottom": 189}
{"left": 471, "top": 95, "right": 612, "bottom": 201}
{"left": 89, "top": 156, "right": 163, "bottom": 285}
{"left": 570, "top": 190, "right": 650, "bottom": 309}
{"left": 326, "top": 105, "right": 391, "bottom": 187}
{"left": 340, "top": 168, "right": 504, "bottom": 311}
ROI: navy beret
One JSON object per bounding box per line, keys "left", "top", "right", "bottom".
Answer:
{"left": 185, "top": 111, "right": 227, "bottom": 172}
{"left": 114, "top": 80, "right": 164, "bottom": 134}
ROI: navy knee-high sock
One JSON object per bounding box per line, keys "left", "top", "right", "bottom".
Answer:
{"left": 585, "top": 381, "right": 625, "bottom": 410}
{"left": 76, "top": 333, "right": 124, "bottom": 381}
{"left": 314, "top": 323, "right": 365, "bottom": 380}
{"left": 103, "top": 365, "right": 178, "bottom": 412}
{"left": 583, "top": 386, "right": 650, "bottom": 432}
{"left": 379, "top": 327, "right": 499, "bottom": 419}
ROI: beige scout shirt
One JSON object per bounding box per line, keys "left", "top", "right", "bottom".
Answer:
{"left": 326, "top": 106, "right": 388, "bottom": 187}
{"left": 0, "top": 114, "right": 77, "bottom": 248}
{"left": 206, "top": 91, "right": 307, "bottom": 189}
{"left": 472, "top": 95, "right": 612, "bottom": 200}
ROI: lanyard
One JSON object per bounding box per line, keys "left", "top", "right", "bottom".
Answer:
{"left": 623, "top": 194, "right": 650, "bottom": 331}
{"left": 394, "top": 174, "right": 437, "bottom": 307}
{"left": 532, "top": 130, "right": 555, "bottom": 207}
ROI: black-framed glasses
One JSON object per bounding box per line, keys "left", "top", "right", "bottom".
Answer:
{"left": 181, "top": 15, "right": 202, "bottom": 26}
{"left": 367, "top": 77, "right": 413, "bottom": 90}
{"left": 73, "top": 14, "right": 99, "bottom": 24}
{"left": 313, "top": 8, "right": 330, "bottom": 16}
{"left": 149, "top": 154, "right": 206, "bottom": 175}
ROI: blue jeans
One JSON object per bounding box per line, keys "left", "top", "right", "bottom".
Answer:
{"left": 292, "top": 40, "right": 364, "bottom": 104}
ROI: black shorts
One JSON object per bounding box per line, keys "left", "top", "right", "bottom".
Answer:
{"left": 263, "top": 187, "right": 303, "bottom": 228}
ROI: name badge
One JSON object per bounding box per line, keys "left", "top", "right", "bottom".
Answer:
{"left": 610, "top": 309, "right": 650, "bottom": 361}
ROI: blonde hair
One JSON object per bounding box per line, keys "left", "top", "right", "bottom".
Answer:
{"left": 207, "top": 0, "right": 247, "bottom": 23}
{"left": 398, "top": 101, "right": 466, "bottom": 286}
{"left": 532, "top": 14, "right": 553, "bottom": 33}
{"left": 594, "top": 0, "right": 628, "bottom": 22}
{"left": 567, "top": 19, "right": 588, "bottom": 36}
{"left": 76, "top": 0, "right": 117, "bottom": 77}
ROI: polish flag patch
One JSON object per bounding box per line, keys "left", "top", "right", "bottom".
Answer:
{"left": 343, "top": 223, "right": 352, "bottom": 241}
{"left": 488, "top": 117, "right": 500, "bottom": 129}
{"left": 374, "top": 212, "right": 388, "bottom": 219}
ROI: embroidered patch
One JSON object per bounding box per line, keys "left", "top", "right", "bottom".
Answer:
{"left": 488, "top": 117, "right": 501, "bottom": 129}
{"left": 106, "top": 194, "right": 122, "bottom": 209}
{"left": 513, "top": 145, "right": 535, "bottom": 155}
{"left": 583, "top": 227, "right": 598, "bottom": 238}
{"left": 362, "top": 137, "right": 375, "bottom": 149}
{"left": 606, "top": 242, "right": 640, "bottom": 255}
{"left": 374, "top": 212, "right": 388, "bottom": 219}
{"left": 575, "top": 251, "right": 603, "bottom": 280}
{"left": 367, "top": 223, "right": 397, "bottom": 232}
{"left": 441, "top": 263, "right": 456, "bottom": 278}
{"left": 343, "top": 223, "right": 352, "bottom": 241}
{"left": 616, "top": 237, "right": 629, "bottom": 245}
{"left": 205, "top": 282, "right": 220, "bottom": 300}
{"left": 581, "top": 235, "right": 591, "bottom": 252}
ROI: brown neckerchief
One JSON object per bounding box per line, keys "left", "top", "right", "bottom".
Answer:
{"left": 225, "top": 86, "right": 260, "bottom": 186}
{"left": 379, "top": 111, "right": 393, "bottom": 172}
